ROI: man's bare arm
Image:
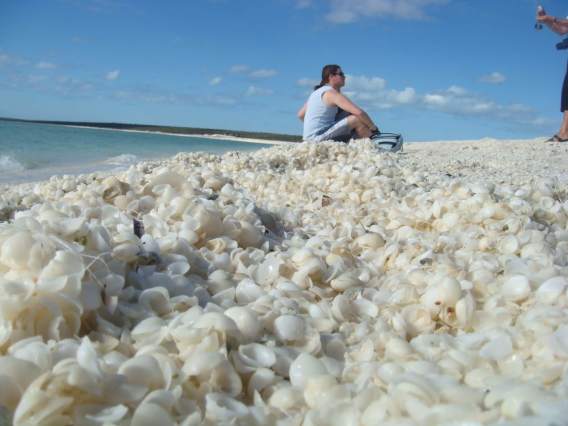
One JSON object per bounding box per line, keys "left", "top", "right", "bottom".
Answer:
{"left": 327, "top": 91, "right": 378, "bottom": 131}
{"left": 297, "top": 103, "right": 307, "bottom": 122}
{"left": 538, "top": 14, "right": 568, "bottom": 35}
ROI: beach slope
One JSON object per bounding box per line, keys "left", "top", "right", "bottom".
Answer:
{"left": 0, "top": 137, "right": 567, "bottom": 425}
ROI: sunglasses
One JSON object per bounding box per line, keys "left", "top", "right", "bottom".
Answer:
{"left": 334, "top": 71, "right": 345, "bottom": 77}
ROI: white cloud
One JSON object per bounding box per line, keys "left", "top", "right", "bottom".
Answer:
{"left": 343, "top": 74, "right": 416, "bottom": 110}
{"left": 53, "top": 76, "right": 96, "bottom": 95}
{"left": 423, "top": 93, "right": 449, "bottom": 106}
{"left": 245, "top": 85, "right": 274, "bottom": 96}
{"left": 66, "top": 0, "right": 129, "bottom": 14}
{"left": 112, "top": 88, "right": 238, "bottom": 106}
{"left": 420, "top": 86, "right": 537, "bottom": 123}
{"left": 447, "top": 85, "right": 467, "bottom": 95}
{"left": 345, "top": 74, "right": 386, "bottom": 92}
{"left": 296, "top": 0, "right": 312, "bottom": 8}
{"left": 208, "top": 95, "right": 238, "bottom": 105}
{"left": 249, "top": 68, "right": 277, "bottom": 78}
{"left": 230, "top": 65, "right": 278, "bottom": 79}
{"left": 106, "top": 69, "right": 120, "bottom": 81}
{"left": 230, "top": 64, "right": 250, "bottom": 73}
{"left": 209, "top": 76, "right": 222, "bottom": 86}
{"left": 325, "top": 0, "right": 450, "bottom": 23}
{"left": 36, "top": 61, "right": 56, "bottom": 69}
{"left": 0, "top": 54, "right": 10, "bottom": 66}
{"left": 297, "top": 77, "right": 319, "bottom": 87}
{"left": 389, "top": 87, "right": 416, "bottom": 104}
{"left": 338, "top": 73, "right": 544, "bottom": 127}
{"left": 480, "top": 71, "right": 506, "bottom": 84}
{"left": 27, "top": 75, "right": 48, "bottom": 84}
{"left": 0, "top": 52, "right": 27, "bottom": 67}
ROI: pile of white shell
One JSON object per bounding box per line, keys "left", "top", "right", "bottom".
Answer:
{"left": 1, "top": 139, "right": 568, "bottom": 425}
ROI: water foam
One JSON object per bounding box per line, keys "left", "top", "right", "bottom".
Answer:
{"left": 0, "top": 155, "right": 26, "bottom": 173}
{"left": 103, "top": 154, "right": 139, "bottom": 166}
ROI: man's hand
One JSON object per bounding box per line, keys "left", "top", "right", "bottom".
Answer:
{"left": 537, "top": 14, "right": 555, "bottom": 24}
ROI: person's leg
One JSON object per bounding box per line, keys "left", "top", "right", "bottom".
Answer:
{"left": 311, "top": 117, "right": 352, "bottom": 142}
{"left": 559, "top": 62, "right": 568, "bottom": 139}
{"left": 559, "top": 111, "right": 568, "bottom": 139}
{"left": 346, "top": 115, "right": 373, "bottom": 138}
{"left": 312, "top": 114, "right": 377, "bottom": 142}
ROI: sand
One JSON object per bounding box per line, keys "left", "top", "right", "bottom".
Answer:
{"left": 399, "top": 137, "right": 568, "bottom": 185}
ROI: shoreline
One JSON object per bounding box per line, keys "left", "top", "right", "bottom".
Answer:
{"left": 1, "top": 136, "right": 564, "bottom": 189}
{"left": 63, "top": 125, "right": 549, "bottom": 146}
{"left": 1, "top": 136, "right": 565, "bottom": 191}
{"left": 62, "top": 124, "right": 293, "bottom": 145}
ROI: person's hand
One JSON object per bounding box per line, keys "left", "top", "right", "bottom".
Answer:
{"left": 537, "top": 14, "right": 555, "bottom": 24}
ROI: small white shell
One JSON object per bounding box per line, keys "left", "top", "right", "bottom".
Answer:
{"left": 112, "top": 242, "right": 140, "bottom": 262}
{"left": 205, "top": 393, "right": 249, "bottom": 423}
{"left": 233, "top": 343, "right": 276, "bottom": 373}
{"left": 224, "top": 306, "right": 263, "bottom": 342}
{"left": 536, "top": 276, "right": 567, "bottom": 304}
{"left": 0, "top": 356, "right": 42, "bottom": 409}
{"left": 289, "top": 353, "right": 328, "bottom": 388}
{"left": 117, "top": 355, "right": 165, "bottom": 389}
{"left": 502, "top": 275, "right": 531, "bottom": 302}
{"left": 455, "top": 293, "right": 475, "bottom": 329}
{"left": 235, "top": 279, "right": 265, "bottom": 304}
{"left": 131, "top": 402, "right": 175, "bottom": 426}
{"left": 497, "top": 235, "right": 520, "bottom": 255}
{"left": 139, "top": 287, "right": 171, "bottom": 316}
{"left": 0, "top": 231, "right": 34, "bottom": 270}
{"left": 273, "top": 315, "right": 306, "bottom": 342}
{"left": 439, "top": 276, "right": 462, "bottom": 306}
{"left": 193, "top": 312, "right": 241, "bottom": 340}
{"left": 268, "top": 385, "right": 305, "bottom": 411}
{"left": 247, "top": 367, "right": 278, "bottom": 396}
{"left": 479, "top": 334, "right": 513, "bottom": 361}
{"left": 330, "top": 270, "right": 362, "bottom": 292}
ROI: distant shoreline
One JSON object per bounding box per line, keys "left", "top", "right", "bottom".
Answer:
{"left": 0, "top": 117, "right": 302, "bottom": 144}
{"left": 62, "top": 124, "right": 292, "bottom": 146}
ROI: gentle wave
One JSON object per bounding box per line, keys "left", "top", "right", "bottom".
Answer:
{"left": 103, "top": 154, "right": 139, "bottom": 166}
{"left": 0, "top": 155, "right": 27, "bottom": 173}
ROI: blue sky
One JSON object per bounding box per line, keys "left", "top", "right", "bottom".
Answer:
{"left": 1, "top": 0, "right": 567, "bottom": 140}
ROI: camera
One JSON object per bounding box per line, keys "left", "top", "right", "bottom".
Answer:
{"left": 557, "top": 37, "right": 568, "bottom": 50}
{"left": 535, "top": 5, "right": 544, "bottom": 30}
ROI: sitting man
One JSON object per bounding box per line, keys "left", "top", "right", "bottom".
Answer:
{"left": 297, "top": 64, "right": 380, "bottom": 142}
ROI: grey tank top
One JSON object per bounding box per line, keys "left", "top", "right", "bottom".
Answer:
{"left": 303, "top": 85, "right": 338, "bottom": 140}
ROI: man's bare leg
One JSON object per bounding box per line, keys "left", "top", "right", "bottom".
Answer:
{"left": 347, "top": 115, "right": 373, "bottom": 138}
{"left": 559, "top": 111, "right": 568, "bottom": 139}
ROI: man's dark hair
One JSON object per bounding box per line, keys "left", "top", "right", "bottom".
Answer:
{"left": 314, "top": 64, "right": 342, "bottom": 90}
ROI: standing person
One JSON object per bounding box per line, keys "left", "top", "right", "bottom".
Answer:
{"left": 537, "top": 8, "right": 568, "bottom": 142}
{"left": 297, "top": 64, "right": 380, "bottom": 142}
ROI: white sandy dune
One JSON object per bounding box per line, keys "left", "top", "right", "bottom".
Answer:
{"left": 0, "top": 137, "right": 567, "bottom": 425}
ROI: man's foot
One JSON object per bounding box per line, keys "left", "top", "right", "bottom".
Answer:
{"left": 545, "top": 134, "right": 568, "bottom": 142}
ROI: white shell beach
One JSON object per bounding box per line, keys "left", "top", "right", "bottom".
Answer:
{"left": 1, "top": 136, "right": 568, "bottom": 425}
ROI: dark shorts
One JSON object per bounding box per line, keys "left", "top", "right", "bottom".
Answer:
{"left": 562, "top": 60, "right": 568, "bottom": 112}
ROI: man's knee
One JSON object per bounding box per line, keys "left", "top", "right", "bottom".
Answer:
{"left": 346, "top": 115, "right": 363, "bottom": 128}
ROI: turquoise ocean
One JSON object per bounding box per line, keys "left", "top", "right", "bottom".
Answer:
{"left": 0, "top": 120, "right": 273, "bottom": 185}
